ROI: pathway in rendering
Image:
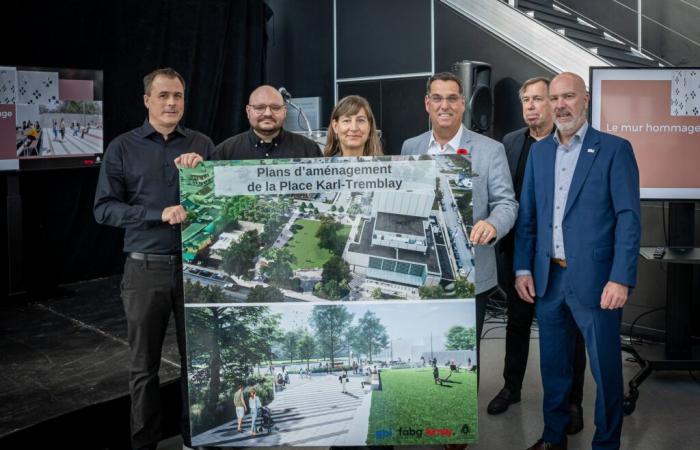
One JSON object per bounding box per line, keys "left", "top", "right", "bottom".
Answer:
{"left": 193, "top": 373, "right": 370, "bottom": 447}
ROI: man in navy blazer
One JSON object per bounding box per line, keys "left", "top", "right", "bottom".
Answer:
{"left": 489, "top": 77, "right": 586, "bottom": 436}
{"left": 514, "top": 72, "right": 640, "bottom": 450}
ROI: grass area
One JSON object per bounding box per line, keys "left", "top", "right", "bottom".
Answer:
{"left": 366, "top": 367, "right": 478, "bottom": 445}
{"left": 285, "top": 218, "right": 351, "bottom": 270}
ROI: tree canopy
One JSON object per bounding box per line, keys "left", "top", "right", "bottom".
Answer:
{"left": 445, "top": 325, "right": 476, "bottom": 351}
{"left": 350, "top": 310, "right": 389, "bottom": 362}
{"left": 222, "top": 229, "right": 260, "bottom": 276}
{"left": 310, "top": 305, "right": 353, "bottom": 367}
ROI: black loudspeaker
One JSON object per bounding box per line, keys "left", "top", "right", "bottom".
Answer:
{"left": 452, "top": 61, "right": 492, "bottom": 132}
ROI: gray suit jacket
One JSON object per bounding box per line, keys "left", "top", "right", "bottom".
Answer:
{"left": 401, "top": 125, "right": 518, "bottom": 294}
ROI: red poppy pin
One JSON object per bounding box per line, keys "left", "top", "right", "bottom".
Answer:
{"left": 456, "top": 148, "right": 469, "bottom": 155}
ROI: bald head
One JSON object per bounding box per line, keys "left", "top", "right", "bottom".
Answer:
{"left": 551, "top": 72, "right": 587, "bottom": 94}
{"left": 249, "top": 85, "right": 284, "bottom": 105}
{"left": 549, "top": 72, "right": 589, "bottom": 143}
{"left": 246, "top": 85, "right": 287, "bottom": 141}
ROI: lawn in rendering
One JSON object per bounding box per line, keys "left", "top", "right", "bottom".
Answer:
{"left": 286, "top": 218, "right": 351, "bottom": 269}
{"left": 366, "top": 367, "right": 478, "bottom": 445}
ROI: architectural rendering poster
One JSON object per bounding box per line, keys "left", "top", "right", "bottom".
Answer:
{"left": 180, "top": 155, "right": 478, "bottom": 446}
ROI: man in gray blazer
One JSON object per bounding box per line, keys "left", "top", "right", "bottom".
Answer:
{"left": 401, "top": 71, "right": 517, "bottom": 382}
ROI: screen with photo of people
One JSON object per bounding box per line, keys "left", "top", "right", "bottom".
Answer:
{"left": 0, "top": 65, "right": 103, "bottom": 170}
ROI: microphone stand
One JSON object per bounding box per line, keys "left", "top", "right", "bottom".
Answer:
{"left": 284, "top": 98, "right": 313, "bottom": 137}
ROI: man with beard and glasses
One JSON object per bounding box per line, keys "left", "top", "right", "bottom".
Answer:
{"left": 515, "top": 72, "right": 640, "bottom": 450}
{"left": 489, "top": 77, "right": 587, "bottom": 437}
{"left": 212, "top": 85, "right": 322, "bottom": 160}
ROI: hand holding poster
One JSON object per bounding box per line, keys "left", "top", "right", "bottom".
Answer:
{"left": 180, "top": 155, "right": 478, "bottom": 446}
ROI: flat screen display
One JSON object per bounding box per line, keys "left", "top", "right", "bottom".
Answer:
{"left": 590, "top": 67, "right": 700, "bottom": 200}
{"left": 0, "top": 65, "right": 103, "bottom": 170}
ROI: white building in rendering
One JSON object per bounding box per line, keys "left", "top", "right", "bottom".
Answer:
{"left": 345, "top": 190, "right": 442, "bottom": 288}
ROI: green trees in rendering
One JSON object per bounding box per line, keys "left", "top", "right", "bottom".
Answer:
{"left": 316, "top": 215, "right": 345, "bottom": 255}
{"left": 310, "top": 305, "right": 353, "bottom": 368}
{"left": 351, "top": 311, "right": 389, "bottom": 363}
{"left": 246, "top": 285, "right": 284, "bottom": 303}
{"left": 263, "top": 247, "right": 298, "bottom": 290}
{"left": 298, "top": 330, "right": 316, "bottom": 370}
{"left": 222, "top": 229, "right": 260, "bottom": 277}
{"left": 454, "top": 276, "right": 476, "bottom": 298}
{"left": 445, "top": 325, "right": 476, "bottom": 351}
{"left": 186, "top": 306, "right": 280, "bottom": 433}
{"left": 418, "top": 284, "right": 446, "bottom": 299}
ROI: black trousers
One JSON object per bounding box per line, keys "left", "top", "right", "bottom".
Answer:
{"left": 497, "top": 247, "right": 586, "bottom": 404}
{"left": 121, "top": 257, "right": 189, "bottom": 449}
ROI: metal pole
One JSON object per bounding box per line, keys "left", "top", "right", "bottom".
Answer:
{"left": 637, "top": 0, "right": 643, "bottom": 51}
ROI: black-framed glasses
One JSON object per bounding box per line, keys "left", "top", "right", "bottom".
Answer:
{"left": 249, "top": 103, "right": 285, "bottom": 114}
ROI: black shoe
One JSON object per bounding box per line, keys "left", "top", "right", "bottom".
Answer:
{"left": 566, "top": 404, "right": 584, "bottom": 435}
{"left": 526, "top": 438, "right": 567, "bottom": 450}
{"left": 487, "top": 387, "right": 521, "bottom": 415}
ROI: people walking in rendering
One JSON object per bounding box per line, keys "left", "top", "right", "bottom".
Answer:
{"left": 340, "top": 369, "right": 349, "bottom": 393}
{"left": 433, "top": 363, "right": 442, "bottom": 385}
{"left": 249, "top": 388, "right": 261, "bottom": 436}
{"left": 234, "top": 385, "right": 248, "bottom": 433}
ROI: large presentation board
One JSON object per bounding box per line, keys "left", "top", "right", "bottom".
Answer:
{"left": 180, "top": 155, "right": 479, "bottom": 447}
{"left": 590, "top": 67, "right": 700, "bottom": 200}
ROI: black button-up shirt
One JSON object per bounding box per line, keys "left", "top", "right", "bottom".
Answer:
{"left": 212, "top": 128, "right": 322, "bottom": 160}
{"left": 94, "top": 120, "right": 214, "bottom": 254}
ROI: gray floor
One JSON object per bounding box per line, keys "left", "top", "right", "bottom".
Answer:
{"left": 160, "top": 322, "right": 700, "bottom": 450}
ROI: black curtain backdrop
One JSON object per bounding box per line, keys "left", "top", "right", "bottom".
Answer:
{"left": 1, "top": 0, "right": 270, "bottom": 298}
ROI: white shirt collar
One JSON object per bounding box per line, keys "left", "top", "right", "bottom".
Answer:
{"left": 427, "top": 125, "right": 464, "bottom": 155}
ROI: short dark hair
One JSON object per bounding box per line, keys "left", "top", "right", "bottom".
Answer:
{"left": 426, "top": 72, "right": 463, "bottom": 95}
{"left": 518, "top": 77, "right": 550, "bottom": 100}
{"left": 143, "top": 68, "right": 185, "bottom": 95}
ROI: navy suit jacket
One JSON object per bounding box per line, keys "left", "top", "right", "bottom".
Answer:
{"left": 513, "top": 126, "right": 641, "bottom": 307}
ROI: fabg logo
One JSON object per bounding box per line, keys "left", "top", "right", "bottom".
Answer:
{"left": 0, "top": 110, "right": 13, "bottom": 119}
{"left": 375, "top": 428, "right": 392, "bottom": 440}
{"left": 397, "top": 426, "right": 423, "bottom": 438}
{"left": 395, "top": 425, "right": 458, "bottom": 439}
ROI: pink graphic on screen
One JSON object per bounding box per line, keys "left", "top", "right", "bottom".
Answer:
{"left": 59, "top": 79, "right": 94, "bottom": 101}
{"left": 0, "top": 104, "right": 17, "bottom": 160}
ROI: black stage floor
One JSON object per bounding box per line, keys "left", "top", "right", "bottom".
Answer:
{"left": 0, "top": 275, "right": 183, "bottom": 448}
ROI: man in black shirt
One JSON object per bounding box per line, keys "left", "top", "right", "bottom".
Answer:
{"left": 489, "top": 77, "right": 586, "bottom": 435}
{"left": 212, "top": 85, "right": 322, "bottom": 160}
{"left": 94, "top": 68, "right": 213, "bottom": 450}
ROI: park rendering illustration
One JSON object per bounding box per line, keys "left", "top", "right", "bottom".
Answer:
{"left": 181, "top": 156, "right": 479, "bottom": 446}
{"left": 187, "top": 302, "right": 478, "bottom": 447}
{"left": 179, "top": 156, "right": 476, "bottom": 304}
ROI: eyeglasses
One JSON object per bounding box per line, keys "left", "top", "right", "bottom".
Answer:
{"left": 428, "top": 94, "right": 463, "bottom": 105}
{"left": 249, "top": 104, "right": 285, "bottom": 114}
